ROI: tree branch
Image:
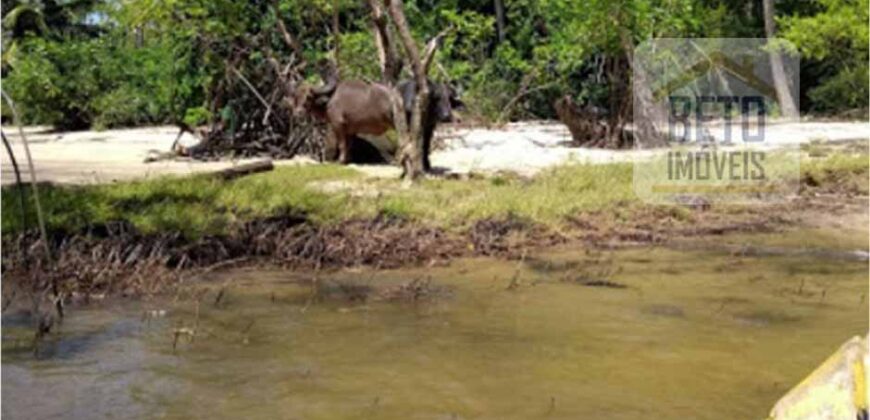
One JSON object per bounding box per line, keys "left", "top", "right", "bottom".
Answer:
{"left": 385, "top": 0, "right": 424, "bottom": 87}
{"left": 271, "top": 0, "right": 305, "bottom": 64}
{"left": 421, "top": 27, "right": 451, "bottom": 74}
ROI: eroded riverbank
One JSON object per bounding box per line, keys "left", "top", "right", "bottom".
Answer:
{"left": 2, "top": 142, "right": 866, "bottom": 304}
{"left": 0, "top": 193, "right": 848, "bottom": 302}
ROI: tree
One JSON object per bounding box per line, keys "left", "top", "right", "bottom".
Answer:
{"left": 762, "top": 0, "right": 799, "bottom": 119}
{"left": 493, "top": 0, "right": 505, "bottom": 44}
{"left": 366, "top": 0, "right": 402, "bottom": 84}
{"left": 368, "top": 0, "right": 445, "bottom": 179}
{"left": 780, "top": 0, "right": 869, "bottom": 115}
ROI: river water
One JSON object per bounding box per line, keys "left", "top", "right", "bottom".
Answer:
{"left": 3, "top": 228, "right": 867, "bottom": 419}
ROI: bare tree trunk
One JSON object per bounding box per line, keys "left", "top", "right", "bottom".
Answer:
{"left": 367, "top": 0, "right": 402, "bottom": 84}
{"left": 494, "top": 0, "right": 506, "bottom": 44}
{"left": 762, "top": 0, "right": 798, "bottom": 120}
{"left": 366, "top": 0, "right": 447, "bottom": 178}
{"left": 384, "top": 0, "right": 429, "bottom": 179}
{"left": 622, "top": 32, "right": 668, "bottom": 147}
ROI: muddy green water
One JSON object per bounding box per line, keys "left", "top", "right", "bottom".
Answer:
{"left": 3, "top": 229, "right": 868, "bottom": 419}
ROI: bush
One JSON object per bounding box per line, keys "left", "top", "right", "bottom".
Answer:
{"left": 808, "top": 65, "right": 869, "bottom": 116}
{"left": 4, "top": 38, "right": 98, "bottom": 128}
{"left": 4, "top": 36, "right": 175, "bottom": 129}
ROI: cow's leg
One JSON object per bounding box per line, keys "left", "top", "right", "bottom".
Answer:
{"left": 335, "top": 128, "right": 350, "bottom": 164}
{"left": 323, "top": 127, "right": 340, "bottom": 161}
{"left": 422, "top": 124, "right": 434, "bottom": 172}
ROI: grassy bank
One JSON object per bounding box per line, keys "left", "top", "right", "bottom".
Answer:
{"left": 2, "top": 163, "right": 640, "bottom": 238}
{"left": 1, "top": 149, "right": 865, "bottom": 300}
{"left": 2, "top": 150, "right": 867, "bottom": 239}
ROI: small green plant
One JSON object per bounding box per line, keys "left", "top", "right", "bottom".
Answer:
{"left": 183, "top": 106, "right": 211, "bottom": 127}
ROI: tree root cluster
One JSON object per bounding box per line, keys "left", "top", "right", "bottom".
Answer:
{"left": 468, "top": 215, "right": 564, "bottom": 256}
{"left": 0, "top": 214, "right": 558, "bottom": 303}
{"left": 553, "top": 95, "right": 633, "bottom": 149}
{"left": 0, "top": 202, "right": 808, "bottom": 307}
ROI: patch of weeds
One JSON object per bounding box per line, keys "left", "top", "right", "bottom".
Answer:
{"left": 378, "top": 197, "right": 413, "bottom": 220}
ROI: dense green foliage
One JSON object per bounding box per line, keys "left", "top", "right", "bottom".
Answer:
{"left": 780, "top": 0, "right": 870, "bottom": 114}
{"left": 2, "top": 0, "right": 867, "bottom": 129}
{"left": 3, "top": 36, "right": 175, "bottom": 128}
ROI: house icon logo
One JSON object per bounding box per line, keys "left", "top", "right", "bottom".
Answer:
{"left": 631, "top": 38, "right": 801, "bottom": 205}
{"left": 653, "top": 50, "right": 777, "bottom": 102}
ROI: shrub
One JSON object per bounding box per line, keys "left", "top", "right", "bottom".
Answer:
{"left": 808, "top": 65, "right": 869, "bottom": 116}
{"left": 4, "top": 37, "right": 99, "bottom": 128}
{"left": 4, "top": 36, "right": 175, "bottom": 129}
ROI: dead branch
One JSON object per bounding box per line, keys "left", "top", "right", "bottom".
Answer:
{"left": 271, "top": 0, "right": 305, "bottom": 63}
{"left": 215, "top": 160, "right": 274, "bottom": 180}
{"left": 230, "top": 66, "right": 274, "bottom": 123}
{"left": 421, "top": 26, "right": 451, "bottom": 74}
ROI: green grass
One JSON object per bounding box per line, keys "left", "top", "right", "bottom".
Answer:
{"left": 375, "top": 163, "right": 637, "bottom": 225}
{"left": 801, "top": 150, "right": 870, "bottom": 194}
{"left": 2, "top": 164, "right": 362, "bottom": 237}
{"left": 2, "top": 150, "right": 866, "bottom": 238}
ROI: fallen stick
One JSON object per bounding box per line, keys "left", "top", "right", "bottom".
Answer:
{"left": 215, "top": 160, "right": 274, "bottom": 180}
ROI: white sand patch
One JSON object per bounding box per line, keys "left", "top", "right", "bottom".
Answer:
{"left": 2, "top": 121, "right": 867, "bottom": 184}
{"left": 1, "top": 126, "right": 255, "bottom": 184}
{"left": 431, "top": 120, "right": 870, "bottom": 176}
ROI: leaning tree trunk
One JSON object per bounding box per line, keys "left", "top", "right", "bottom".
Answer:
{"left": 367, "top": 0, "right": 402, "bottom": 84}
{"left": 762, "top": 0, "right": 798, "bottom": 120}
{"left": 384, "top": 0, "right": 449, "bottom": 179}
{"left": 1, "top": 130, "right": 28, "bottom": 230}
{"left": 386, "top": 0, "right": 427, "bottom": 179}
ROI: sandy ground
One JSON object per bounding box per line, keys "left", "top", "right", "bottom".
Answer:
{"left": 2, "top": 121, "right": 868, "bottom": 185}
{"left": 432, "top": 120, "right": 870, "bottom": 175}
{"left": 2, "top": 126, "right": 238, "bottom": 185}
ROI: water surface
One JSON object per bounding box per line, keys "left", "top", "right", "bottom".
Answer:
{"left": 3, "top": 229, "right": 867, "bottom": 419}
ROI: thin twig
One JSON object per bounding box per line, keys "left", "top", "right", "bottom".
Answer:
{"left": 230, "top": 67, "right": 273, "bottom": 115}
{"left": 1, "top": 130, "right": 28, "bottom": 230}
{"left": 2, "top": 90, "right": 61, "bottom": 319}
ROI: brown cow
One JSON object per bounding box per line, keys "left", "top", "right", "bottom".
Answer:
{"left": 294, "top": 80, "right": 394, "bottom": 164}
{"left": 294, "top": 78, "right": 461, "bottom": 168}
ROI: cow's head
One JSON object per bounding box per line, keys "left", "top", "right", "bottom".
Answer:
{"left": 290, "top": 78, "right": 336, "bottom": 119}
{"left": 432, "top": 82, "right": 464, "bottom": 123}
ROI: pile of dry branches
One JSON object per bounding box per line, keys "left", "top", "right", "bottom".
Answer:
{"left": 0, "top": 215, "right": 457, "bottom": 301}
{"left": 173, "top": 1, "right": 332, "bottom": 161}
{"left": 1, "top": 213, "right": 569, "bottom": 308}
{"left": 179, "top": 51, "right": 328, "bottom": 160}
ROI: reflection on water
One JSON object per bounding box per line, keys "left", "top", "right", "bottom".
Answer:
{"left": 3, "top": 230, "right": 868, "bottom": 420}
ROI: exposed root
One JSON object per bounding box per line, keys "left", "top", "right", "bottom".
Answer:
{"left": 469, "top": 215, "right": 564, "bottom": 257}
{"left": 1, "top": 199, "right": 819, "bottom": 306}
